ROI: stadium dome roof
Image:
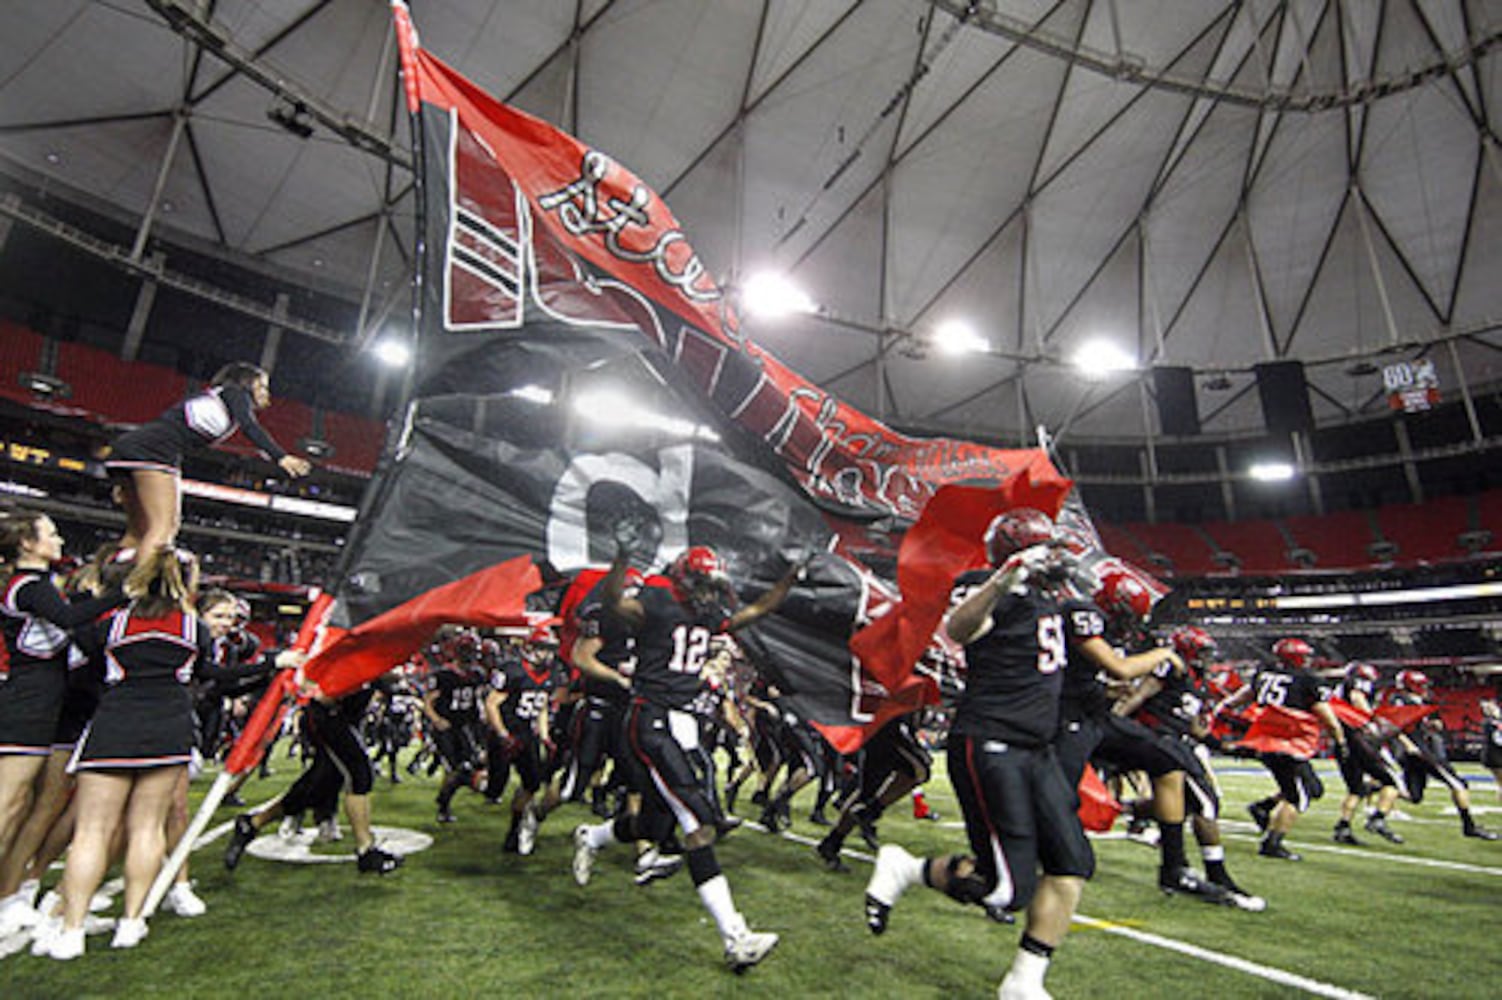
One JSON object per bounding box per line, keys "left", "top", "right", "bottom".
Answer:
{"left": 3, "top": 0, "right": 1500, "bottom": 444}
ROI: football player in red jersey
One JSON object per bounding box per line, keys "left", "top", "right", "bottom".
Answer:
{"left": 571, "top": 541, "right": 800, "bottom": 973}
{"left": 1382, "top": 670, "right": 1496, "bottom": 840}
{"left": 1329, "top": 662, "right": 1407, "bottom": 845}
{"left": 863, "top": 508, "right": 1095, "bottom": 1000}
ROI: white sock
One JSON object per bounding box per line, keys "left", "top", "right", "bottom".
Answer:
{"left": 1201, "top": 844, "right": 1225, "bottom": 863}
{"left": 696, "top": 874, "right": 744, "bottom": 941}
{"left": 890, "top": 846, "right": 926, "bottom": 893}
{"left": 584, "top": 821, "right": 618, "bottom": 851}
{"left": 1008, "top": 948, "right": 1051, "bottom": 987}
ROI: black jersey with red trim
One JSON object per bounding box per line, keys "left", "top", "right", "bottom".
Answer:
{"left": 1057, "top": 599, "right": 1114, "bottom": 721}
{"left": 490, "top": 655, "right": 556, "bottom": 734}
{"left": 1138, "top": 664, "right": 1207, "bottom": 738}
{"left": 1250, "top": 666, "right": 1326, "bottom": 712}
{"left": 96, "top": 607, "right": 212, "bottom": 687}
{"left": 572, "top": 575, "right": 639, "bottom": 702}
{"left": 2, "top": 573, "right": 123, "bottom": 676}
{"left": 1333, "top": 672, "right": 1377, "bottom": 708}
{"left": 629, "top": 583, "right": 726, "bottom": 711}
{"left": 166, "top": 386, "right": 285, "bottom": 459}
{"left": 428, "top": 667, "right": 484, "bottom": 723}
{"left": 949, "top": 570, "right": 1066, "bottom": 747}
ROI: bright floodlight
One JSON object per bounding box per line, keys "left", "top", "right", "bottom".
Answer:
{"left": 933, "top": 318, "right": 988, "bottom": 356}
{"left": 373, "top": 338, "right": 412, "bottom": 368}
{"left": 741, "top": 272, "right": 815, "bottom": 318}
{"left": 1072, "top": 338, "right": 1135, "bottom": 378}
{"left": 572, "top": 388, "right": 718, "bottom": 442}
{"left": 510, "top": 384, "right": 555, "bottom": 405}
{"left": 1249, "top": 461, "right": 1296, "bottom": 482}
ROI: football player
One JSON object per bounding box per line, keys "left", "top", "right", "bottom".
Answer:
{"left": 1113, "top": 625, "right": 1264, "bottom": 910}
{"left": 1220, "top": 637, "right": 1345, "bottom": 861}
{"left": 862, "top": 508, "right": 1093, "bottom": 1000}
{"left": 1328, "top": 662, "right": 1407, "bottom": 845}
{"left": 485, "top": 638, "right": 557, "bottom": 855}
{"left": 814, "top": 711, "right": 932, "bottom": 873}
{"left": 1481, "top": 699, "right": 1502, "bottom": 805}
{"left": 571, "top": 541, "right": 800, "bottom": 972}
{"left": 1382, "top": 670, "right": 1497, "bottom": 840}
{"left": 422, "top": 631, "right": 487, "bottom": 823}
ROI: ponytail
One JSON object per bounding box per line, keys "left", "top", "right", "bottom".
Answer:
{"left": 126, "top": 545, "right": 200, "bottom": 618}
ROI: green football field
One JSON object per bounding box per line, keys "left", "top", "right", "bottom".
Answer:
{"left": 3, "top": 753, "right": 1498, "bottom": 998}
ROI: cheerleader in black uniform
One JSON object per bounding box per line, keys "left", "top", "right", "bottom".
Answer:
{"left": 0, "top": 515, "right": 125, "bottom": 876}
{"left": 40, "top": 547, "right": 211, "bottom": 959}
{"left": 105, "top": 362, "right": 312, "bottom": 564}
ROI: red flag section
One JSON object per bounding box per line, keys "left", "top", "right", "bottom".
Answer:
{"left": 1328, "top": 698, "right": 1373, "bottom": 729}
{"left": 1077, "top": 764, "right": 1122, "bottom": 833}
{"left": 304, "top": 556, "right": 541, "bottom": 700}
{"left": 1236, "top": 705, "right": 1323, "bottom": 759}
{"left": 1374, "top": 703, "right": 1436, "bottom": 732}
{"left": 849, "top": 479, "right": 1071, "bottom": 696}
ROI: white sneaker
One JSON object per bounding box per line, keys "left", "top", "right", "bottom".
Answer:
{"left": 571, "top": 825, "right": 597, "bottom": 887}
{"left": 43, "top": 926, "right": 84, "bottom": 961}
{"left": 111, "top": 916, "right": 149, "bottom": 949}
{"left": 164, "top": 882, "right": 208, "bottom": 918}
{"left": 278, "top": 816, "right": 303, "bottom": 840}
{"left": 633, "top": 847, "right": 684, "bottom": 886}
{"left": 724, "top": 928, "right": 779, "bottom": 973}
{"left": 863, "top": 845, "right": 915, "bottom": 935}
{"left": 998, "top": 970, "right": 1052, "bottom": 1000}
{"left": 517, "top": 803, "right": 540, "bottom": 856}
{"left": 82, "top": 913, "right": 116, "bottom": 935}
{"left": 1226, "top": 889, "right": 1268, "bottom": 913}
{"left": 0, "top": 894, "right": 38, "bottom": 937}
{"left": 316, "top": 818, "right": 343, "bottom": 843}
{"left": 30, "top": 915, "right": 62, "bottom": 956}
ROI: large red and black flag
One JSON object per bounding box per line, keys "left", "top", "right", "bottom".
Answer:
{"left": 302, "top": 3, "right": 1099, "bottom": 750}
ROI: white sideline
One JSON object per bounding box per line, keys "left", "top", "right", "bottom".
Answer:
{"left": 1218, "top": 824, "right": 1502, "bottom": 877}
{"left": 772, "top": 828, "right": 1374, "bottom": 999}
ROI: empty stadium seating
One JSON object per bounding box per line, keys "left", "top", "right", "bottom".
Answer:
{"left": 1199, "top": 519, "right": 1293, "bottom": 575}
{"left": 1376, "top": 496, "right": 1471, "bottom": 564}
{"left": 1120, "top": 522, "right": 1220, "bottom": 576}
{"left": 1284, "top": 510, "right": 1379, "bottom": 571}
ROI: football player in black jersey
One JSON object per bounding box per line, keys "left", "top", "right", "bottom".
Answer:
{"left": 423, "top": 631, "right": 487, "bottom": 823}
{"left": 1053, "top": 571, "right": 1229, "bottom": 904}
{"left": 814, "top": 712, "right": 932, "bottom": 873}
{"left": 1381, "top": 670, "right": 1497, "bottom": 840}
{"left": 1114, "top": 625, "right": 1264, "bottom": 910}
{"left": 862, "top": 508, "right": 1093, "bottom": 1000}
{"left": 1328, "top": 662, "right": 1407, "bottom": 845}
{"left": 485, "top": 639, "right": 557, "bottom": 855}
{"left": 571, "top": 542, "right": 800, "bottom": 972}
{"left": 1480, "top": 700, "right": 1502, "bottom": 805}
{"left": 1220, "top": 637, "right": 1345, "bottom": 861}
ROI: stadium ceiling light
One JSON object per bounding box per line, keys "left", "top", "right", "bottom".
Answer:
{"left": 1248, "top": 461, "right": 1296, "bottom": 482}
{"left": 510, "top": 384, "right": 555, "bottom": 405}
{"left": 741, "top": 272, "right": 815, "bottom": 318}
{"left": 1071, "top": 338, "right": 1135, "bottom": 378}
{"left": 373, "top": 338, "right": 412, "bottom": 368}
{"left": 933, "top": 318, "right": 988, "bottom": 356}
{"left": 573, "top": 389, "right": 718, "bottom": 442}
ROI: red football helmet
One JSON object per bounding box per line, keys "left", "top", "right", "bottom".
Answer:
{"left": 1170, "top": 625, "right": 1217, "bottom": 666}
{"left": 984, "top": 508, "right": 1055, "bottom": 566}
{"left": 1095, "top": 571, "right": 1153, "bottom": 627}
{"left": 1395, "top": 669, "right": 1430, "bottom": 698}
{"left": 1272, "top": 637, "right": 1314, "bottom": 669}
{"left": 668, "top": 546, "right": 730, "bottom": 609}
{"left": 1345, "top": 662, "right": 1379, "bottom": 684}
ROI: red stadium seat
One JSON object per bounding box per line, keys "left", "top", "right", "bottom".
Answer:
{"left": 1123, "top": 522, "right": 1219, "bottom": 577}
{"left": 1199, "top": 519, "right": 1292, "bottom": 575}
{"left": 1096, "top": 522, "right": 1157, "bottom": 569}
{"left": 0, "top": 322, "right": 48, "bottom": 406}
{"left": 321, "top": 410, "right": 384, "bottom": 474}
{"left": 54, "top": 341, "right": 188, "bottom": 425}
{"left": 1284, "top": 511, "right": 1377, "bottom": 570}
{"left": 1376, "top": 497, "right": 1470, "bottom": 565}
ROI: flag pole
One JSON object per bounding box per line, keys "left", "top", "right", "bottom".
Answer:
{"left": 331, "top": 0, "right": 430, "bottom": 589}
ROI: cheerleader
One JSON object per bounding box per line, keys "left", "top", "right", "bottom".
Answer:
{"left": 105, "top": 362, "right": 312, "bottom": 564}
{"left": 38, "top": 547, "right": 210, "bottom": 959}
{"left": 0, "top": 515, "right": 125, "bottom": 874}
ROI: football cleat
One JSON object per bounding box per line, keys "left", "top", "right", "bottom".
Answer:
{"left": 1464, "top": 826, "right": 1499, "bottom": 841}
{"left": 863, "top": 845, "right": 913, "bottom": 935}
{"left": 356, "top": 846, "right": 403, "bottom": 875}
{"left": 436, "top": 808, "right": 457, "bottom": 824}
{"left": 856, "top": 810, "right": 881, "bottom": 851}
{"left": 162, "top": 882, "right": 207, "bottom": 918}
{"left": 815, "top": 836, "right": 850, "bottom": 873}
{"left": 1332, "top": 824, "right": 1361, "bottom": 845}
{"left": 1257, "top": 839, "right": 1302, "bottom": 862}
{"left": 572, "top": 825, "right": 598, "bottom": 887}
{"left": 724, "top": 929, "right": 779, "bottom": 974}
{"left": 223, "top": 814, "right": 258, "bottom": 871}
{"left": 1247, "top": 800, "right": 1272, "bottom": 832}
{"left": 517, "top": 803, "right": 540, "bottom": 856}
{"left": 983, "top": 903, "right": 1017, "bottom": 925}
{"left": 715, "top": 815, "right": 743, "bottom": 838}
{"left": 997, "top": 969, "right": 1053, "bottom": 1000}
{"left": 1364, "top": 815, "right": 1404, "bottom": 844}
{"left": 808, "top": 808, "right": 831, "bottom": 827}
{"left": 41, "top": 926, "right": 84, "bottom": 961}
{"left": 316, "top": 818, "right": 343, "bottom": 844}
{"left": 633, "top": 848, "right": 684, "bottom": 886}
{"left": 110, "top": 917, "right": 149, "bottom": 950}
{"left": 1158, "top": 866, "right": 1231, "bottom": 904}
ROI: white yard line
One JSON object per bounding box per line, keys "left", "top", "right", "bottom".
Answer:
{"left": 1218, "top": 823, "right": 1502, "bottom": 876}
{"left": 771, "top": 827, "right": 1376, "bottom": 999}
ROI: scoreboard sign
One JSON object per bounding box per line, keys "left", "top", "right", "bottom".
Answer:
{"left": 1384, "top": 359, "right": 1439, "bottom": 413}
